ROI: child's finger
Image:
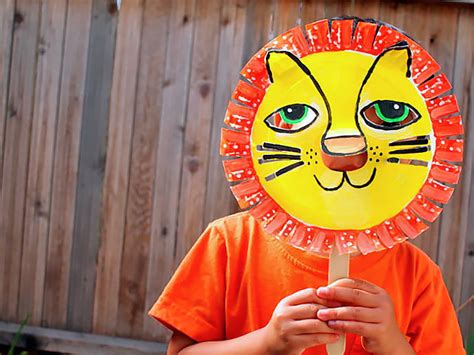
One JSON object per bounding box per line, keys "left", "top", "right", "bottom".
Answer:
{"left": 316, "top": 286, "right": 378, "bottom": 307}
{"left": 326, "top": 320, "right": 377, "bottom": 338}
{"left": 328, "top": 278, "right": 383, "bottom": 294}
{"left": 287, "top": 303, "right": 325, "bottom": 320}
{"left": 283, "top": 288, "right": 343, "bottom": 308}
{"left": 317, "top": 306, "right": 380, "bottom": 323}
{"left": 283, "top": 288, "right": 319, "bottom": 306}
{"left": 291, "top": 319, "right": 339, "bottom": 335}
{"left": 294, "top": 333, "right": 340, "bottom": 347}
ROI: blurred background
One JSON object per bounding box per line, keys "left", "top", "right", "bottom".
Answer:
{"left": 0, "top": 0, "right": 472, "bottom": 353}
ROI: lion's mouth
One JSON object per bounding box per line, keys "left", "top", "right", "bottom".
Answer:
{"left": 313, "top": 168, "right": 377, "bottom": 191}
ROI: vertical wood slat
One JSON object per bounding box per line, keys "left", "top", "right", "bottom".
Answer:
{"left": 117, "top": 0, "right": 170, "bottom": 340}
{"left": 175, "top": 0, "right": 222, "bottom": 266}
{"left": 43, "top": 0, "right": 93, "bottom": 329}
{"left": 451, "top": 8, "right": 474, "bottom": 335}
{"left": 0, "top": 0, "right": 14, "bottom": 191}
{"left": 0, "top": 0, "right": 15, "bottom": 311}
{"left": 322, "top": 0, "right": 345, "bottom": 18}
{"left": 67, "top": 0, "right": 118, "bottom": 332}
{"left": 342, "top": 0, "right": 380, "bottom": 19}
{"left": 429, "top": 5, "right": 466, "bottom": 305}
{"left": 0, "top": 0, "right": 41, "bottom": 322}
{"left": 145, "top": 0, "right": 196, "bottom": 340}
{"left": 242, "top": 1, "right": 274, "bottom": 64}
{"left": 205, "top": 0, "right": 275, "bottom": 228}
{"left": 202, "top": 0, "right": 247, "bottom": 227}
{"left": 300, "top": 0, "right": 325, "bottom": 24}
{"left": 18, "top": 0, "right": 68, "bottom": 326}
{"left": 273, "top": 0, "right": 301, "bottom": 31}
{"left": 377, "top": 1, "right": 406, "bottom": 32}
{"left": 92, "top": 0, "right": 144, "bottom": 336}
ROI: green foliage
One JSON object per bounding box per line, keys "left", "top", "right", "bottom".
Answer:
{"left": 7, "top": 315, "right": 29, "bottom": 355}
{"left": 466, "top": 320, "right": 474, "bottom": 355}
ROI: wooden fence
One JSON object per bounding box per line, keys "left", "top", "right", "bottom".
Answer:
{"left": 0, "top": 0, "right": 472, "bottom": 352}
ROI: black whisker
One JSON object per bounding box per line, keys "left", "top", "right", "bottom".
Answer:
{"left": 257, "top": 142, "right": 301, "bottom": 153}
{"left": 389, "top": 135, "right": 430, "bottom": 146}
{"left": 258, "top": 154, "right": 301, "bottom": 164}
{"left": 386, "top": 157, "right": 428, "bottom": 167}
{"left": 265, "top": 161, "right": 305, "bottom": 181}
{"left": 389, "top": 146, "right": 429, "bottom": 155}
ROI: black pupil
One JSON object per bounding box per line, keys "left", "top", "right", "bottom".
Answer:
{"left": 378, "top": 100, "right": 405, "bottom": 118}
{"left": 284, "top": 105, "right": 305, "bottom": 120}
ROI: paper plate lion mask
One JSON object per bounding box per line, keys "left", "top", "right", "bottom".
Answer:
{"left": 221, "top": 18, "right": 463, "bottom": 256}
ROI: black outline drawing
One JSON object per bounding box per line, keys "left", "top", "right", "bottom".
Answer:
{"left": 258, "top": 154, "right": 301, "bottom": 164}
{"left": 388, "top": 146, "right": 430, "bottom": 155}
{"left": 360, "top": 100, "right": 421, "bottom": 131}
{"left": 389, "top": 135, "right": 429, "bottom": 146}
{"left": 313, "top": 168, "right": 377, "bottom": 191}
{"left": 355, "top": 41, "right": 414, "bottom": 133}
{"left": 263, "top": 103, "right": 319, "bottom": 134}
{"left": 265, "top": 161, "right": 305, "bottom": 181}
{"left": 265, "top": 50, "right": 332, "bottom": 132}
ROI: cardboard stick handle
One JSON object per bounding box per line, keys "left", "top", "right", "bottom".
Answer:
{"left": 326, "top": 245, "right": 350, "bottom": 355}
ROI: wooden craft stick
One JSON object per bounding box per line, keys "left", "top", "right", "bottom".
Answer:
{"left": 326, "top": 245, "right": 350, "bottom": 355}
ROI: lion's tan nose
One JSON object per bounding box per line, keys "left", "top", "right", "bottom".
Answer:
{"left": 321, "top": 135, "right": 367, "bottom": 171}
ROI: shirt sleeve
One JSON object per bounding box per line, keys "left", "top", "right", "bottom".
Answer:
{"left": 148, "top": 223, "right": 227, "bottom": 342}
{"left": 407, "top": 266, "right": 465, "bottom": 354}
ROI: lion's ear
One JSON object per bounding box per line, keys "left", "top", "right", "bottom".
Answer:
{"left": 265, "top": 50, "right": 311, "bottom": 83}
{"left": 371, "top": 41, "right": 412, "bottom": 78}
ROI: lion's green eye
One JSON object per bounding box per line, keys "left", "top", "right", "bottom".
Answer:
{"left": 264, "top": 104, "right": 318, "bottom": 133}
{"left": 361, "top": 100, "right": 421, "bottom": 130}
{"left": 374, "top": 101, "right": 409, "bottom": 123}
{"left": 279, "top": 105, "right": 308, "bottom": 124}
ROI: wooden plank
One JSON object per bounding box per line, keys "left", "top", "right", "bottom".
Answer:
{"left": 0, "top": 0, "right": 41, "bottom": 322}
{"left": 18, "top": 0, "right": 67, "bottom": 326}
{"left": 67, "top": 0, "right": 118, "bottom": 332}
{"left": 323, "top": 0, "right": 345, "bottom": 18}
{"left": 114, "top": 0, "right": 169, "bottom": 340}
{"left": 0, "top": 0, "right": 14, "bottom": 321}
{"left": 300, "top": 0, "right": 325, "bottom": 24}
{"left": 0, "top": 0, "right": 14, "bottom": 191}
{"left": 42, "top": 0, "right": 93, "bottom": 329}
{"left": 341, "top": 0, "right": 380, "bottom": 19}
{"left": 241, "top": 0, "right": 274, "bottom": 61}
{"left": 450, "top": 7, "right": 474, "bottom": 339}
{"left": 92, "top": 0, "right": 143, "bottom": 336}
{"left": 202, "top": 0, "right": 248, "bottom": 226}
{"left": 378, "top": 1, "right": 407, "bottom": 27}
{"left": 175, "top": 0, "right": 222, "bottom": 267}
{"left": 0, "top": 321, "right": 166, "bottom": 355}
{"left": 145, "top": 0, "right": 196, "bottom": 341}
{"left": 273, "top": 0, "right": 301, "bottom": 32}
{"left": 204, "top": 0, "right": 273, "bottom": 228}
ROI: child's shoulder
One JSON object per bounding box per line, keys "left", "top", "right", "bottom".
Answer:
{"left": 394, "top": 241, "right": 439, "bottom": 266}
{"left": 388, "top": 241, "right": 443, "bottom": 282}
{"left": 208, "top": 210, "right": 254, "bottom": 227}
{"left": 205, "top": 211, "right": 272, "bottom": 250}
{"left": 207, "top": 211, "right": 261, "bottom": 236}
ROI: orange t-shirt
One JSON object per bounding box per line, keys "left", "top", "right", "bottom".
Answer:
{"left": 149, "top": 212, "right": 465, "bottom": 354}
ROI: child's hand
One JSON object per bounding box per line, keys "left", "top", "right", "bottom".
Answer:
{"left": 316, "top": 279, "right": 415, "bottom": 355}
{"left": 263, "top": 288, "right": 341, "bottom": 355}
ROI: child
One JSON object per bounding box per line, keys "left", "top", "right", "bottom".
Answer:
{"left": 149, "top": 211, "right": 465, "bottom": 354}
